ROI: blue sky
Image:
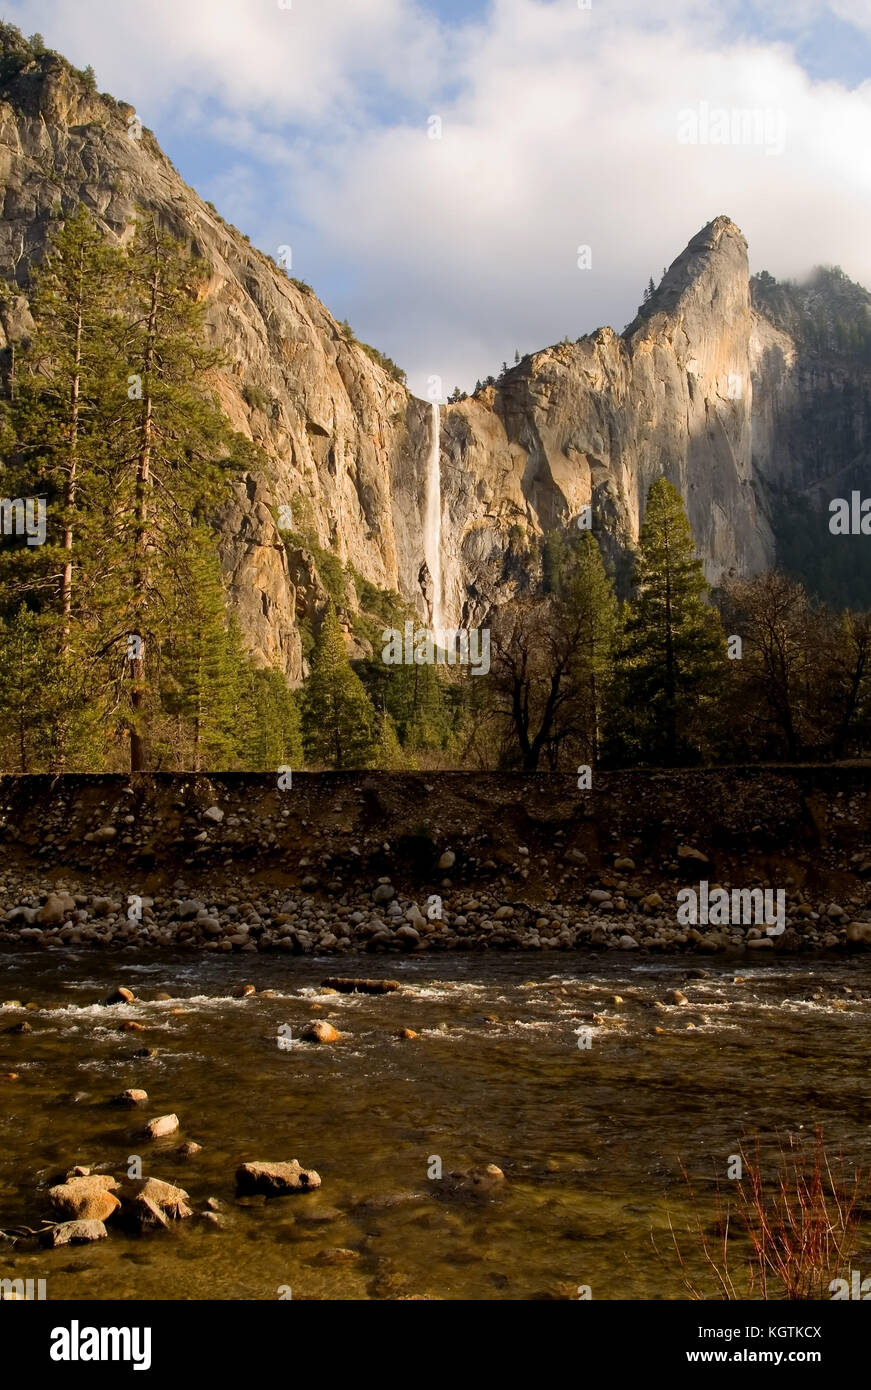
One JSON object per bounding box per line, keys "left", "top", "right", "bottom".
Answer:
{"left": 5, "top": 0, "right": 871, "bottom": 395}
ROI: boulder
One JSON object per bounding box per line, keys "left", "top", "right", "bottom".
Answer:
{"left": 144, "top": 1113, "right": 179, "bottom": 1139}
{"left": 126, "top": 1194, "right": 168, "bottom": 1231}
{"left": 36, "top": 892, "right": 75, "bottom": 926}
{"left": 127, "top": 1177, "right": 192, "bottom": 1220}
{"left": 104, "top": 986, "right": 135, "bottom": 1005}
{"left": 112, "top": 1088, "right": 148, "bottom": 1106}
{"left": 49, "top": 1176, "right": 120, "bottom": 1222}
{"left": 235, "top": 1160, "right": 321, "bottom": 1197}
{"left": 301, "top": 1020, "right": 340, "bottom": 1044}
{"left": 177, "top": 900, "right": 206, "bottom": 919}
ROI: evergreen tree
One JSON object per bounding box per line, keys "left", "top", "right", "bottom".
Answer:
{"left": 564, "top": 531, "right": 619, "bottom": 763}
{"left": 0, "top": 207, "right": 129, "bottom": 766}
{"left": 0, "top": 605, "right": 52, "bottom": 770}
{"left": 239, "top": 664, "right": 303, "bottom": 772}
{"left": 374, "top": 708, "right": 407, "bottom": 769}
{"left": 300, "top": 602, "right": 375, "bottom": 767}
{"left": 155, "top": 531, "right": 243, "bottom": 769}
{"left": 116, "top": 214, "right": 231, "bottom": 770}
{"left": 615, "top": 478, "right": 724, "bottom": 764}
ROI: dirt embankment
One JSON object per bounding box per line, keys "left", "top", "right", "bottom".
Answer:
{"left": 0, "top": 768, "right": 869, "bottom": 954}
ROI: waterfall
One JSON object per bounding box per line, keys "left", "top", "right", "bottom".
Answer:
{"left": 423, "top": 401, "right": 443, "bottom": 630}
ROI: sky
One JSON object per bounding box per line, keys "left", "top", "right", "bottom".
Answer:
{"left": 4, "top": 0, "right": 871, "bottom": 397}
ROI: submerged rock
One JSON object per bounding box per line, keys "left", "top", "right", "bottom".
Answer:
{"left": 441, "top": 1164, "right": 507, "bottom": 1196}
{"left": 43, "top": 1219, "right": 108, "bottom": 1247}
{"left": 314, "top": 1247, "right": 360, "bottom": 1265}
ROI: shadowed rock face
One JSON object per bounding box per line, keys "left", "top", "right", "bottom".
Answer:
{"left": 0, "top": 54, "right": 867, "bottom": 675}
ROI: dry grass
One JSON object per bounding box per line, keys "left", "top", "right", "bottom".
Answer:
{"left": 655, "top": 1130, "right": 869, "bottom": 1300}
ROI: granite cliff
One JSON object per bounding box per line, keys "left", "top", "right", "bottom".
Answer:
{"left": 0, "top": 33, "right": 868, "bottom": 679}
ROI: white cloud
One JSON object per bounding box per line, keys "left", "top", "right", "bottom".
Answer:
{"left": 5, "top": 0, "right": 445, "bottom": 122}
{"left": 5, "top": 0, "right": 871, "bottom": 395}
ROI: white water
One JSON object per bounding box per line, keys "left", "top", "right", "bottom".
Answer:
{"left": 423, "top": 401, "right": 443, "bottom": 629}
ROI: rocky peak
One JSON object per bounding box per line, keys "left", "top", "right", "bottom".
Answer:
{"left": 626, "top": 215, "right": 749, "bottom": 339}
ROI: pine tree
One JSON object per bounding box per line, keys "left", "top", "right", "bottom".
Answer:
{"left": 374, "top": 708, "right": 406, "bottom": 769}
{"left": 617, "top": 477, "right": 724, "bottom": 764}
{"left": 239, "top": 664, "right": 303, "bottom": 772}
{"left": 0, "top": 605, "right": 51, "bottom": 770}
{"left": 564, "top": 532, "right": 619, "bottom": 763}
{"left": 300, "top": 601, "right": 375, "bottom": 768}
{"left": 115, "top": 214, "right": 230, "bottom": 770}
{"left": 155, "top": 530, "right": 243, "bottom": 770}
{"left": 1, "top": 206, "right": 128, "bottom": 767}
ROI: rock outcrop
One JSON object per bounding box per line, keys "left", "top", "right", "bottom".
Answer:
{"left": 0, "top": 37, "right": 868, "bottom": 672}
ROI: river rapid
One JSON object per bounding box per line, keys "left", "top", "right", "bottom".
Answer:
{"left": 1, "top": 948, "right": 869, "bottom": 1301}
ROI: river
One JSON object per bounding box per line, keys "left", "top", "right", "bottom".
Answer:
{"left": 1, "top": 948, "right": 868, "bottom": 1300}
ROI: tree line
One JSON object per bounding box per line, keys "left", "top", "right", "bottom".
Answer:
{"left": 2, "top": 208, "right": 868, "bottom": 775}
{"left": 478, "top": 481, "right": 871, "bottom": 771}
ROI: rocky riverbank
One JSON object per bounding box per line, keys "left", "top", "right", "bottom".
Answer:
{"left": 1, "top": 768, "right": 870, "bottom": 955}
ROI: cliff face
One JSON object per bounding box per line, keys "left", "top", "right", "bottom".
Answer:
{"left": 440, "top": 216, "right": 771, "bottom": 624}
{"left": 0, "top": 53, "right": 432, "bottom": 679}
{"left": 749, "top": 269, "right": 871, "bottom": 501}
{"left": 0, "top": 47, "right": 868, "bottom": 675}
